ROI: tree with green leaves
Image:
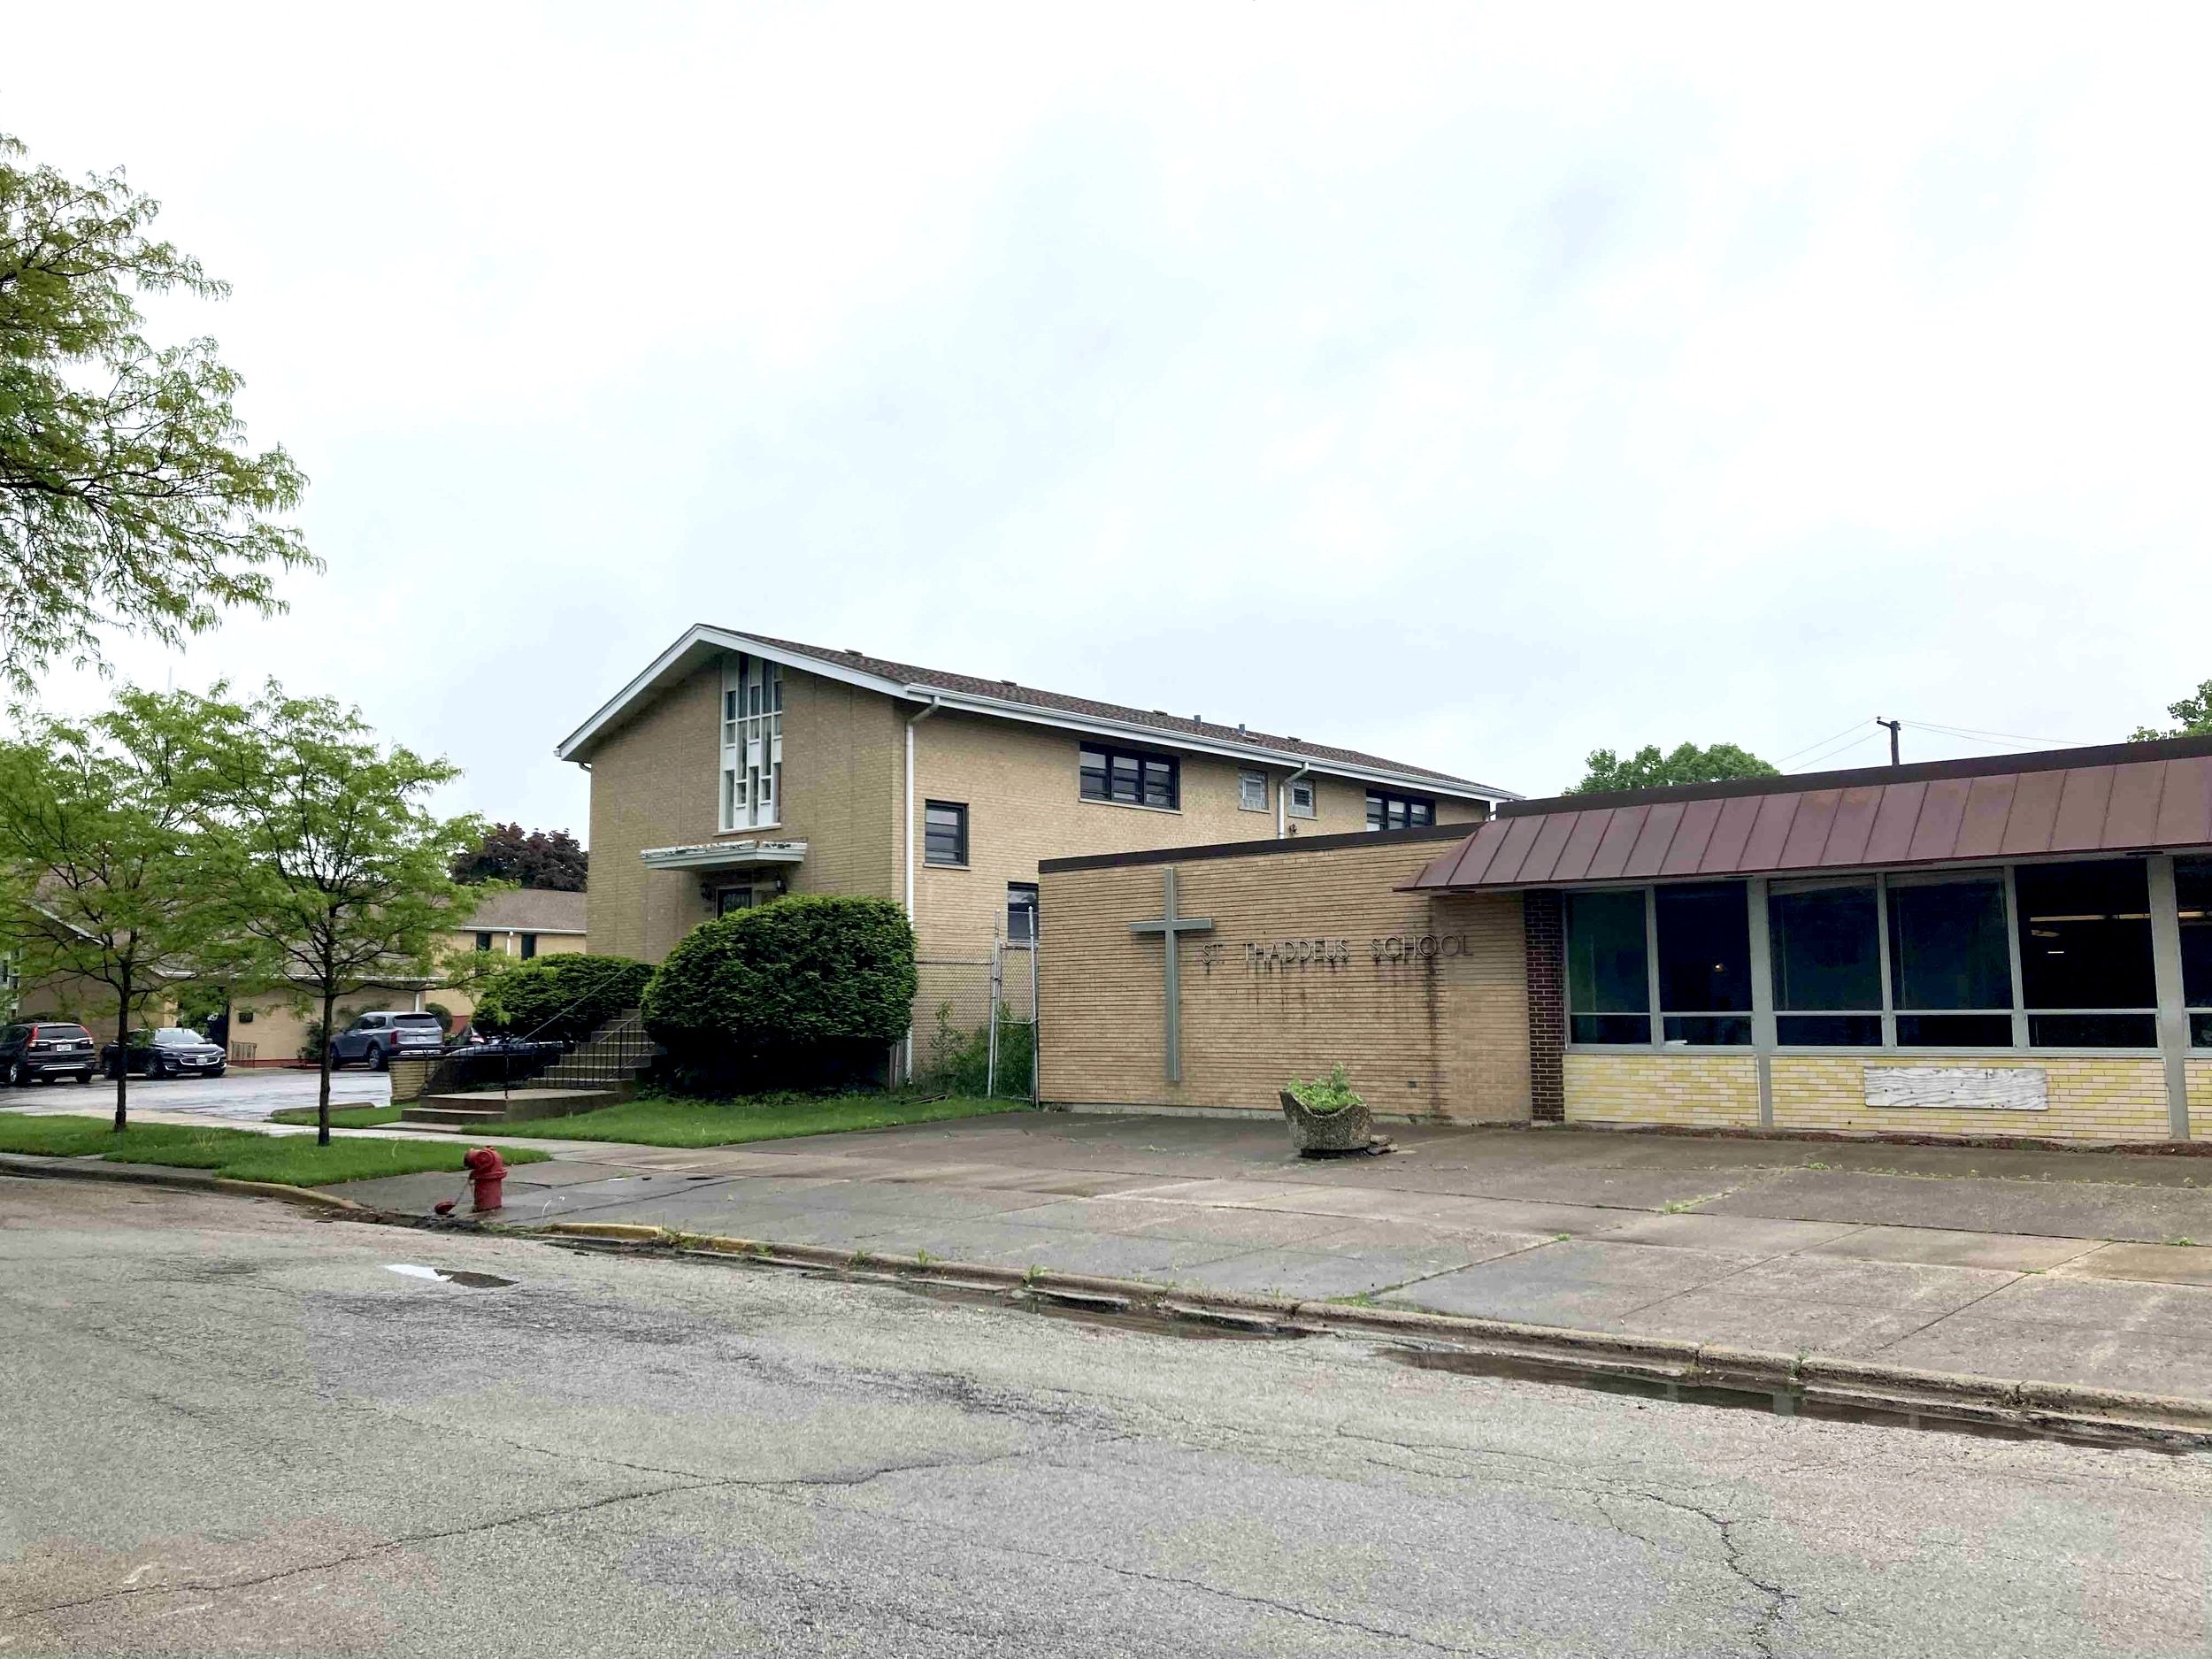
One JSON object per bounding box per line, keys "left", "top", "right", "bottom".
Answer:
{"left": 0, "top": 689, "right": 233, "bottom": 1129}
{"left": 0, "top": 132, "right": 318, "bottom": 690}
{"left": 2131, "top": 680, "right": 2212, "bottom": 742}
{"left": 1569, "top": 741, "right": 1778, "bottom": 795}
{"left": 191, "top": 683, "right": 481, "bottom": 1145}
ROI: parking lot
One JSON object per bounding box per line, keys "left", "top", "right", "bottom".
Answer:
{"left": 2, "top": 1066, "right": 389, "bottom": 1121}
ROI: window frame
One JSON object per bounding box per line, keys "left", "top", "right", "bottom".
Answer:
{"left": 1237, "top": 770, "right": 1268, "bottom": 813}
{"left": 1286, "top": 779, "right": 1317, "bottom": 818}
{"left": 1006, "top": 881, "right": 1039, "bottom": 942}
{"left": 1078, "top": 744, "right": 1179, "bottom": 811}
{"left": 718, "top": 653, "right": 784, "bottom": 833}
{"left": 1563, "top": 855, "right": 2172, "bottom": 1057}
{"left": 923, "top": 800, "right": 969, "bottom": 868}
{"left": 1366, "top": 789, "right": 1436, "bottom": 832}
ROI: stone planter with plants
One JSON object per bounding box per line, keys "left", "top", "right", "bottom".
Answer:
{"left": 1279, "top": 1064, "right": 1385, "bottom": 1156}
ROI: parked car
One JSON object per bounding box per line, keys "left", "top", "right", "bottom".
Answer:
{"left": 103, "top": 1026, "right": 227, "bottom": 1080}
{"left": 0, "top": 1022, "right": 100, "bottom": 1087}
{"left": 328, "top": 1010, "right": 448, "bottom": 1071}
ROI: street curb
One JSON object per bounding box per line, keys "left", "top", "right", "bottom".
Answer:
{"left": 0, "top": 1152, "right": 364, "bottom": 1212}
{"left": 528, "top": 1221, "right": 2212, "bottom": 1449}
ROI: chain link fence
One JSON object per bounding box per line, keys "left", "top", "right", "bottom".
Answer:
{"left": 911, "top": 941, "right": 1036, "bottom": 1101}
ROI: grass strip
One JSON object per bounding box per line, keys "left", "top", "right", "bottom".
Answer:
{"left": 507, "top": 1092, "right": 1025, "bottom": 1148}
{"left": 0, "top": 1113, "right": 549, "bottom": 1187}
{"left": 269, "top": 1103, "right": 403, "bottom": 1129}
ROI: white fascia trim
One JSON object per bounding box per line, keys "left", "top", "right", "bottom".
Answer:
{"left": 902, "top": 687, "right": 1516, "bottom": 803}
{"left": 559, "top": 625, "right": 1519, "bottom": 803}
{"left": 641, "top": 839, "right": 809, "bottom": 872}
{"left": 558, "top": 626, "right": 906, "bottom": 761}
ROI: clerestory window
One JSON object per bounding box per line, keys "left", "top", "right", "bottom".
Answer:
{"left": 720, "top": 654, "right": 784, "bottom": 832}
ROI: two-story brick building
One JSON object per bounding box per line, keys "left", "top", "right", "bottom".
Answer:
{"left": 557, "top": 626, "right": 1514, "bottom": 1021}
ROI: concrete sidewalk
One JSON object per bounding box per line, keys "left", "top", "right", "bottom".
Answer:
{"left": 312, "top": 1111, "right": 2212, "bottom": 1402}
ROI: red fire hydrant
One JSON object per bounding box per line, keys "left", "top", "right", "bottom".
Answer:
{"left": 463, "top": 1146, "right": 507, "bottom": 1213}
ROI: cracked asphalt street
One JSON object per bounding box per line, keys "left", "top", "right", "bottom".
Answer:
{"left": 4, "top": 1179, "right": 2208, "bottom": 1656}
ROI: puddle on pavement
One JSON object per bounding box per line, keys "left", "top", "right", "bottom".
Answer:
{"left": 385, "top": 1264, "right": 516, "bottom": 1289}
{"left": 1386, "top": 1347, "right": 2190, "bottom": 1453}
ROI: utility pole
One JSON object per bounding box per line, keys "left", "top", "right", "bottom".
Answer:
{"left": 1876, "top": 718, "right": 1901, "bottom": 767}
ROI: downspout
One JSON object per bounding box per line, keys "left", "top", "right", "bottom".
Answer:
{"left": 1278, "top": 762, "right": 1312, "bottom": 839}
{"left": 902, "top": 695, "right": 943, "bottom": 1078}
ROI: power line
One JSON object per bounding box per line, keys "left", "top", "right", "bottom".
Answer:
{"left": 1898, "top": 718, "right": 2087, "bottom": 749}
{"left": 1788, "top": 730, "right": 1881, "bottom": 772}
{"left": 1774, "top": 718, "right": 1873, "bottom": 765}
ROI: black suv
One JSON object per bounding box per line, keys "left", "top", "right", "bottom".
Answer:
{"left": 0, "top": 1022, "right": 100, "bottom": 1087}
{"left": 103, "top": 1027, "right": 228, "bottom": 1080}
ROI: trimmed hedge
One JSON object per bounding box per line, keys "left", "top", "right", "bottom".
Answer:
{"left": 471, "top": 953, "right": 652, "bottom": 1043}
{"left": 643, "top": 895, "right": 917, "bottom": 1093}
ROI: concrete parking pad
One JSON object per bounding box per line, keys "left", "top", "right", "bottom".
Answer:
{"left": 1806, "top": 1224, "right": 2105, "bottom": 1273}
{"left": 2055, "top": 1242, "right": 2212, "bottom": 1286}
{"left": 1383, "top": 1238, "right": 1754, "bottom": 1325}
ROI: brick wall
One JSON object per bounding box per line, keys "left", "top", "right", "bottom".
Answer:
{"left": 1565, "top": 1051, "right": 1763, "bottom": 1128}
{"left": 1038, "top": 835, "right": 1529, "bottom": 1121}
{"left": 1523, "top": 891, "right": 1564, "bottom": 1124}
{"left": 1772, "top": 1054, "right": 2172, "bottom": 1141}
{"left": 586, "top": 662, "right": 721, "bottom": 962}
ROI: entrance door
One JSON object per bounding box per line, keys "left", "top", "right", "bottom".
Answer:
{"left": 717, "top": 886, "right": 756, "bottom": 918}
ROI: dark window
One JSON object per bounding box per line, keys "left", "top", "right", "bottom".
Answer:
{"left": 474, "top": 931, "right": 493, "bottom": 952}
{"left": 1566, "top": 888, "right": 1649, "bottom": 1044}
{"left": 520, "top": 933, "right": 538, "bottom": 960}
{"left": 1655, "top": 881, "right": 1751, "bottom": 1045}
{"left": 925, "top": 801, "right": 968, "bottom": 865}
{"left": 2016, "top": 859, "right": 2155, "bottom": 1046}
{"left": 1007, "top": 882, "right": 1039, "bottom": 942}
{"left": 1769, "top": 883, "right": 1881, "bottom": 1046}
{"left": 1366, "top": 791, "right": 1436, "bottom": 831}
{"left": 1888, "top": 876, "right": 2014, "bottom": 1047}
{"left": 2178, "top": 859, "right": 2212, "bottom": 1046}
{"left": 717, "top": 887, "right": 755, "bottom": 918}
{"left": 1079, "top": 747, "right": 1179, "bottom": 810}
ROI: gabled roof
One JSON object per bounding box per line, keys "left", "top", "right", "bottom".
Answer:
{"left": 1406, "top": 733, "right": 2212, "bottom": 892}
{"left": 558, "top": 624, "right": 1517, "bottom": 801}
{"left": 459, "top": 887, "right": 588, "bottom": 933}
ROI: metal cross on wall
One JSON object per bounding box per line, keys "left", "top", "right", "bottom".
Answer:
{"left": 1129, "top": 866, "right": 1213, "bottom": 1083}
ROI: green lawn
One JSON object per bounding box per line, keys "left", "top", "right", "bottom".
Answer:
{"left": 0, "top": 1114, "right": 550, "bottom": 1187}
{"left": 269, "top": 1103, "right": 403, "bottom": 1129}
{"left": 503, "top": 1092, "right": 1025, "bottom": 1148}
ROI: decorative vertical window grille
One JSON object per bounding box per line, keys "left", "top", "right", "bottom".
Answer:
{"left": 720, "top": 654, "right": 784, "bottom": 831}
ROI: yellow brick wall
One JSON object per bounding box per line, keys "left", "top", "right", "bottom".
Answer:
{"left": 1772, "top": 1055, "right": 2171, "bottom": 1141}
{"left": 2178, "top": 1057, "right": 2212, "bottom": 1140}
{"left": 586, "top": 662, "right": 721, "bottom": 962}
{"left": 1038, "top": 840, "right": 1527, "bottom": 1121}
{"left": 583, "top": 650, "right": 1490, "bottom": 972}
{"left": 1564, "top": 1051, "right": 1761, "bottom": 1128}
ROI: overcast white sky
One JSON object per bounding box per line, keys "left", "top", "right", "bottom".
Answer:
{"left": 12, "top": 4, "right": 2212, "bottom": 831}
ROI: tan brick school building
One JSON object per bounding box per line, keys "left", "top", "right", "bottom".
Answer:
{"left": 557, "top": 626, "right": 1513, "bottom": 1039}
{"left": 1038, "top": 735, "right": 2212, "bottom": 1144}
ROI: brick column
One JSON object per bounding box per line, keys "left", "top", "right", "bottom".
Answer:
{"left": 1523, "top": 891, "right": 1565, "bottom": 1123}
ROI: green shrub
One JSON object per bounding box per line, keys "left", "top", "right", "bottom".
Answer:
{"left": 923, "top": 1001, "right": 1034, "bottom": 1098}
{"left": 643, "top": 895, "right": 917, "bottom": 1094}
{"left": 472, "top": 953, "right": 652, "bottom": 1042}
{"left": 1286, "top": 1063, "right": 1362, "bottom": 1115}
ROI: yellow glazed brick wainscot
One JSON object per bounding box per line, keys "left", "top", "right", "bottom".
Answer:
{"left": 1563, "top": 1052, "right": 1760, "bottom": 1129}
{"left": 1770, "top": 1055, "right": 2172, "bottom": 1142}
{"left": 1038, "top": 837, "right": 1528, "bottom": 1122}
{"left": 2178, "top": 1057, "right": 2212, "bottom": 1140}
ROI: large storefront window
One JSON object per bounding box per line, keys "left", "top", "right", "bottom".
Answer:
{"left": 1565, "top": 889, "right": 1649, "bottom": 1045}
{"left": 2015, "top": 859, "right": 2157, "bottom": 1048}
{"left": 1655, "top": 882, "right": 1751, "bottom": 1045}
{"left": 1569, "top": 854, "right": 2176, "bottom": 1055}
{"left": 1887, "top": 874, "right": 2015, "bottom": 1047}
{"left": 1769, "top": 882, "right": 1881, "bottom": 1047}
{"left": 2177, "top": 858, "right": 2212, "bottom": 1047}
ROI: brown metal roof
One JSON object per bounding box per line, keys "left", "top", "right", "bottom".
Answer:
{"left": 1407, "top": 734, "right": 2212, "bottom": 892}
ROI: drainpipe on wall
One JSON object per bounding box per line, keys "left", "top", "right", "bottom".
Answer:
{"left": 1278, "top": 762, "right": 1312, "bottom": 839}
{"left": 902, "top": 695, "right": 944, "bottom": 1079}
